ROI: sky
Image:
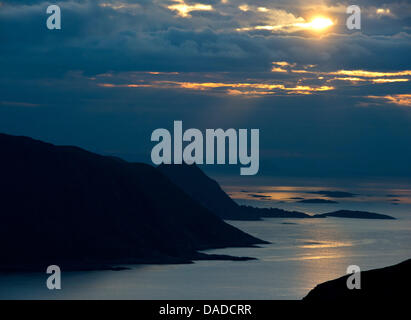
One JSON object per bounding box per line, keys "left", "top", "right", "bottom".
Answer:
{"left": 0, "top": 0, "right": 410, "bottom": 179}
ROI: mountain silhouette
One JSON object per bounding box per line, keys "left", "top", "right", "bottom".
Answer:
{"left": 158, "top": 163, "right": 312, "bottom": 220}
{"left": 0, "top": 133, "right": 266, "bottom": 271}
{"left": 304, "top": 258, "right": 411, "bottom": 301}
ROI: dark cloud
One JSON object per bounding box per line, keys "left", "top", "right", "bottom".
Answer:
{"left": 309, "top": 191, "right": 357, "bottom": 198}
{"left": 297, "top": 199, "right": 339, "bottom": 203}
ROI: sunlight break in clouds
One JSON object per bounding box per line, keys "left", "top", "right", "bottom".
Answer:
{"left": 238, "top": 4, "right": 250, "bottom": 12}
{"left": 167, "top": 0, "right": 213, "bottom": 18}
{"left": 272, "top": 61, "right": 307, "bottom": 73}
{"left": 268, "top": 62, "right": 411, "bottom": 105}
{"left": 331, "top": 70, "right": 411, "bottom": 78}
{"left": 328, "top": 70, "right": 411, "bottom": 84}
{"left": 376, "top": 8, "right": 390, "bottom": 15}
{"left": 98, "top": 81, "right": 334, "bottom": 96}
{"left": 235, "top": 6, "right": 306, "bottom": 33}
{"left": 375, "top": 8, "right": 394, "bottom": 17}
{"left": 99, "top": 2, "right": 141, "bottom": 10}
{"left": 367, "top": 94, "right": 411, "bottom": 107}
{"left": 271, "top": 63, "right": 411, "bottom": 85}
{"left": 371, "top": 78, "right": 409, "bottom": 83}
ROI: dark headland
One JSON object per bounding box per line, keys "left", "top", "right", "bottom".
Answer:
{"left": 313, "top": 210, "right": 395, "bottom": 220}
{"left": 0, "top": 133, "right": 396, "bottom": 272}
{"left": 0, "top": 133, "right": 266, "bottom": 272}
{"left": 304, "top": 258, "right": 411, "bottom": 301}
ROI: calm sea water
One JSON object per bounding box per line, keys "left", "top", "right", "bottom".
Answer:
{"left": 1, "top": 180, "right": 410, "bottom": 300}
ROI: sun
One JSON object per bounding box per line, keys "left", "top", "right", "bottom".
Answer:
{"left": 294, "top": 16, "right": 334, "bottom": 32}
{"left": 309, "top": 17, "right": 334, "bottom": 30}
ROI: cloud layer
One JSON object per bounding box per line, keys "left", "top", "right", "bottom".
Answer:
{"left": 1, "top": 0, "right": 410, "bottom": 178}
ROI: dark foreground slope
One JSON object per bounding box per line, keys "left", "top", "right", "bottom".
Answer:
{"left": 0, "top": 133, "right": 266, "bottom": 271}
{"left": 304, "top": 258, "right": 411, "bottom": 301}
{"left": 158, "top": 164, "right": 312, "bottom": 220}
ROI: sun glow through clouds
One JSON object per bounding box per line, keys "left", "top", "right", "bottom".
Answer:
{"left": 236, "top": 12, "right": 335, "bottom": 34}
{"left": 300, "top": 17, "right": 334, "bottom": 31}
